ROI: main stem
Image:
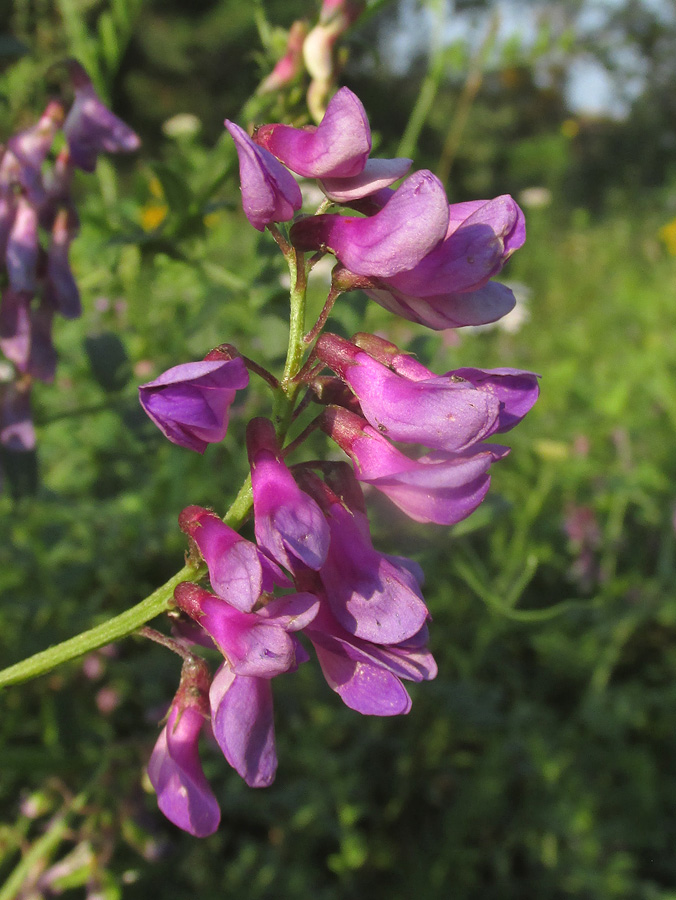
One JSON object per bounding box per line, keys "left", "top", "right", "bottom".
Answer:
{"left": 0, "top": 242, "right": 308, "bottom": 692}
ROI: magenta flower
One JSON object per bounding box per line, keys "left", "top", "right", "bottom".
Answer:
{"left": 329, "top": 193, "right": 525, "bottom": 329}
{"left": 178, "top": 506, "right": 288, "bottom": 613}
{"left": 138, "top": 356, "right": 249, "bottom": 454}
{"left": 247, "top": 417, "right": 330, "bottom": 571}
{"left": 147, "top": 658, "right": 220, "bottom": 837}
{"left": 290, "top": 170, "right": 449, "bottom": 278}
{"left": 209, "top": 663, "right": 277, "bottom": 788}
{"left": 62, "top": 61, "right": 140, "bottom": 172}
{"left": 254, "top": 87, "right": 371, "bottom": 178}
{"left": 225, "top": 120, "right": 302, "bottom": 231}
{"left": 315, "top": 333, "right": 502, "bottom": 451}
{"left": 305, "top": 600, "right": 436, "bottom": 716}
{"left": 174, "top": 581, "right": 318, "bottom": 678}
{"left": 321, "top": 406, "right": 509, "bottom": 525}
{"left": 297, "top": 470, "right": 429, "bottom": 644}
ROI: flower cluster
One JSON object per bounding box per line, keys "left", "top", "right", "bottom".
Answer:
{"left": 0, "top": 61, "right": 139, "bottom": 478}
{"left": 141, "top": 85, "right": 538, "bottom": 836}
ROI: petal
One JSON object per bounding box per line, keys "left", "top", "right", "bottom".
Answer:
{"left": 388, "top": 195, "right": 526, "bottom": 297}
{"left": 254, "top": 87, "right": 370, "bottom": 178}
{"left": 319, "top": 157, "right": 412, "bottom": 202}
{"left": 365, "top": 281, "right": 517, "bottom": 330}
{"left": 147, "top": 706, "right": 220, "bottom": 838}
{"left": 225, "top": 120, "right": 302, "bottom": 231}
{"left": 290, "top": 170, "right": 449, "bottom": 277}
{"left": 209, "top": 665, "right": 277, "bottom": 788}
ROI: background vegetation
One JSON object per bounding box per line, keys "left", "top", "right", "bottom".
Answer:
{"left": 2, "top": 1, "right": 676, "bottom": 897}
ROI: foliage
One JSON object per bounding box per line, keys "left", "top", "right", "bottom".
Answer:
{"left": 2, "top": 1, "right": 676, "bottom": 897}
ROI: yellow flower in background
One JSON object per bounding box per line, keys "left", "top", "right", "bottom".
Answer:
{"left": 560, "top": 119, "right": 579, "bottom": 139}
{"left": 658, "top": 218, "right": 676, "bottom": 255}
{"left": 140, "top": 176, "right": 168, "bottom": 231}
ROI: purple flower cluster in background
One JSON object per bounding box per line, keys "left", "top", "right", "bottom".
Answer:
{"left": 0, "top": 61, "right": 139, "bottom": 470}
{"left": 141, "top": 84, "right": 539, "bottom": 836}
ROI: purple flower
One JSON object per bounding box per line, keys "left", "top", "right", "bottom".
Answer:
{"left": 0, "top": 191, "right": 16, "bottom": 263}
{"left": 331, "top": 194, "right": 525, "bottom": 330}
{"left": 290, "top": 170, "right": 449, "bottom": 278}
{"left": 209, "top": 663, "right": 277, "bottom": 788}
{"left": 174, "top": 581, "right": 318, "bottom": 678}
{"left": 6, "top": 100, "right": 64, "bottom": 202}
{"left": 254, "top": 87, "right": 371, "bottom": 178}
{"left": 0, "top": 380, "right": 36, "bottom": 451}
{"left": 44, "top": 209, "right": 81, "bottom": 319}
{"left": 297, "top": 469, "right": 429, "bottom": 644}
{"left": 386, "top": 195, "right": 526, "bottom": 297}
{"left": 319, "top": 157, "right": 412, "bottom": 202}
{"left": 178, "top": 505, "right": 288, "bottom": 613}
{"left": 138, "top": 356, "right": 249, "bottom": 453}
{"left": 363, "top": 280, "right": 518, "bottom": 330}
{"left": 6, "top": 196, "right": 39, "bottom": 295}
{"left": 305, "top": 599, "right": 436, "bottom": 716}
{"left": 62, "top": 61, "right": 140, "bottom": 173}
{"left": 147, "top": 658, "right": 220, "bottom": 837}
{"left": 0, "top": 289, "right": 31, "bottom": 370}
{"left": 431, "top": 366, "right": 540, "bottom": 433}
{"left": 247, "top": 417, "right": 330, "bottom": 571}
{"left": 225, "top": 120, "right": 302, "bottom": 231}
{"left": 321, "top": 406, "right": 509, "bottom": 525}
{"left": 315, "top": 333, "right": 502, "bottom": 451}
{"left": 25, "top": 297, "right": 58, "bottom": 383}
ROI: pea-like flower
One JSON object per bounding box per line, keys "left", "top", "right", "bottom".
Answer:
{"left": 290, "top": 169, "right": 449, "bottom": 278}
{"left": 321, "top": 406, "right": 509, "bottom": 525}
{"left": 254, "top": 86, "right": 371, "bottom": 178}
{"left": 138, "top": 356, "right": 249, "bottom": 454}
{"left": 178, "top": 505, "right": 287, "bottom": 613}
{"left": 63, "top": 61, "right": 140, "bottom": 172}
{"left": 297, "top": 469, "right": 429, "bottom": 643}
{"left": 147, "top": 657, "right": 220, "bottom": 838}
{"left": 315, "top": 333, "right": 540, "bottom": 450}
{"left": 305, "top": 598, "right": 436, "bottom": 716}
{"left": 225, "top": 120, "right": 303, "bottom": 231}
{"left": 247, "top": 417, "right": 330, "bottom": 572}
{"left": 173, "top": 582, "right": 319, "bottom": 678}
{"left": 315, "top": 333, "right": 502, "bottom": 451}
{"left": 209, "top": 663, "right": 278, "bottom": 788}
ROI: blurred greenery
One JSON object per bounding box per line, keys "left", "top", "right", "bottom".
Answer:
{"left": 2, "top": 0, "right": 676, "bottom": 897}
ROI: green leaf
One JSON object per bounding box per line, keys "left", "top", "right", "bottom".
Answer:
{"left": 84, "top": 332, "right": 131, "bottom": 393}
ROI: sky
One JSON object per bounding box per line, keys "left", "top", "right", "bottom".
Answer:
{"left": 385, "top": 0, "right": 674, "bottom": 119}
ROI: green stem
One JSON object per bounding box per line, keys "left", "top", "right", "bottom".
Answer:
{"left": 0, "top": 565, "right": 197, "bottom": 691}
{"left": 273, "top": 247, "right": 308, "bottom": 437}
{"left": 0, "top": 758, "right": 108, "bottom": 900}
{"left": 0, "top": 226, "right": 308, "bottom": 693}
